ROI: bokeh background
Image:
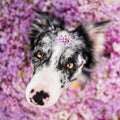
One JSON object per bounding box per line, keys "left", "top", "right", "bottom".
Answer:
{"left": 0, "top": 0, "right": 120, "bottom": 120}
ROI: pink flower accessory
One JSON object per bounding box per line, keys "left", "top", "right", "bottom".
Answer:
{"left": 56, "top": 31, "right": 74, "bottom": 47}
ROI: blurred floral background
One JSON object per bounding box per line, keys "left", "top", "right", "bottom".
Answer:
{"left": 0, "top": 0, "right": 120, "bottom": 120}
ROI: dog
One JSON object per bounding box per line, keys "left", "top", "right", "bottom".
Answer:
{"left": 26, "top": 9, "right": 110, "bottom": 108}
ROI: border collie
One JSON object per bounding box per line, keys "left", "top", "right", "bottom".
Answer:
{"left": 26, "top": 9, "right": 110, "bottom": 108}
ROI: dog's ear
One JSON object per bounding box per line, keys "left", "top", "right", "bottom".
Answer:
{"left": 32, "top": 9, "right": 64, "bottom": 31}
{"left": 74, "top": 21, "right": 111, "bottom": 69}
{"left": 82, "top": 21, "right": 111, "bottom": 57}
{"left": 29, "top": 9, "right": 64, "bottom": 50}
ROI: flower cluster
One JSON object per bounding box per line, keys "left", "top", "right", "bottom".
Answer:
{"left": 56, "top": 32, "right": 74, "bottom": 47}
{"left": 0, "top": 0, "right": 120, "bottom": 120}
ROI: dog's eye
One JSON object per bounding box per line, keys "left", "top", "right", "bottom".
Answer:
{"left": 35, "top": 50, "right": 43, "bottom": 59}
{"left": 66, "top": 62, "right": 75, "bottom": 69}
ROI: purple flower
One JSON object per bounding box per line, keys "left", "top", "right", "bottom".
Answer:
{"left": 0, "top": 0, "right": 120, "bottom": 119}
{"left": 56, "top": 32, "right": 74, "bottom": 47}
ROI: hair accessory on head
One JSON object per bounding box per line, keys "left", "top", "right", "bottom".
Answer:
{"left": 56, "top": 31, "right": 74, "bottom": 47}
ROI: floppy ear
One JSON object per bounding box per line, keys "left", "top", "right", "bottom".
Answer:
{"left": 29, "top": 9, "right": 64, "bottom": 50}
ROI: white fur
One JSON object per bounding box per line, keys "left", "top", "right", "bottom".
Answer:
{"left": 26, "top": 67, "right": 64, "bottom": 108}
{"left": 27, "top": 10, "right": 110, "bottom": 108}
{"left": 26, "top": 31, "right": 87, "bottom": 108}
{"left": 26, "top": 44, "right": 68, "bottom": 108}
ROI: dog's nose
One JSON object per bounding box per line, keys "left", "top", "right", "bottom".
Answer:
{"left": 31, "top": 90, "right": 49, "bottom": 106}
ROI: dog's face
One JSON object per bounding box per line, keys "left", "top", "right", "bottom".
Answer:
{"left": 26, "top": 10, "right": 110, "bottom": 108}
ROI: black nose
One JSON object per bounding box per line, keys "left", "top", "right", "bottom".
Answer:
{"left": 32, "top": 90, "right": 49, "bottom": 105}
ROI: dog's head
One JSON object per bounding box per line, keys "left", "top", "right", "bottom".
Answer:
{"left": 26, "top": 10, "right": 110, "bottom": 108}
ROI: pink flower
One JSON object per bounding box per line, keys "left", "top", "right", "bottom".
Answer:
{"left": 0, "top": 0, "right": 120, "bottom": 119}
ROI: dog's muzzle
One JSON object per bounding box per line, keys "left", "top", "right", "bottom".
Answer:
{"left": 26, "top": 68, "right": 64, "bottom": 108}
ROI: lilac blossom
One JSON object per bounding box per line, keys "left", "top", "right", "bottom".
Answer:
{"left": 0, "top": 0, "right": 120, "bottom": 120}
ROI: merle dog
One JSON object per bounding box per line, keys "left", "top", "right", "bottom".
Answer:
{"left": 26, "top": 9, "right": 110, "bottom": 108}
